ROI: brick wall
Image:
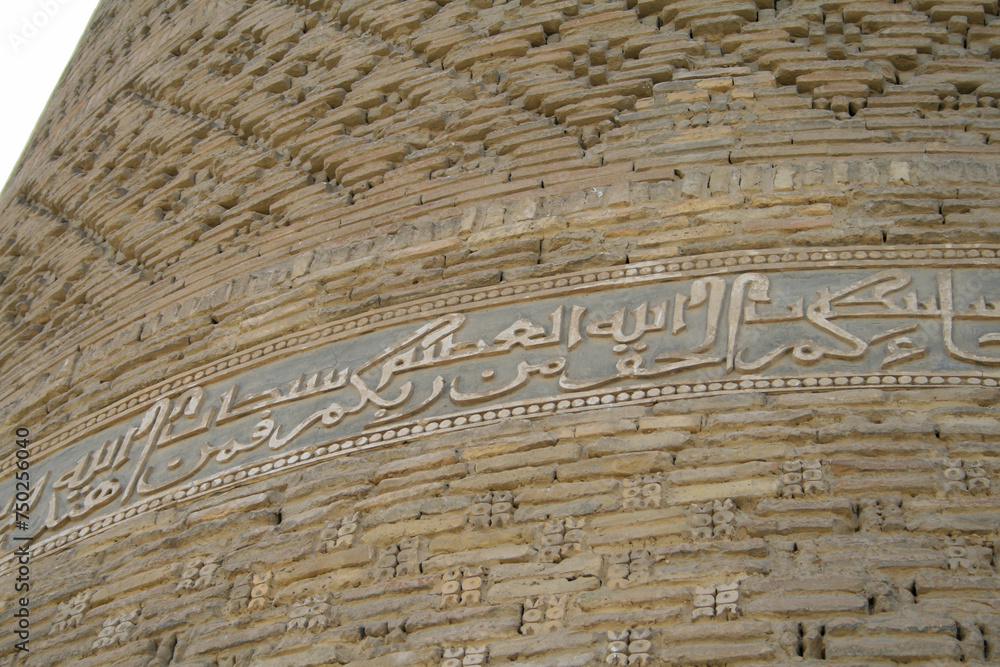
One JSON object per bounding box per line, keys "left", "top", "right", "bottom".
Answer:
{"left": 0, "top": 0, "right": 998, "bottom": 664}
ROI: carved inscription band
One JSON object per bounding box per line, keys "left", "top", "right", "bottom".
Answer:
{"left": 2, "top": 244, "right": 998, "bottom": 569}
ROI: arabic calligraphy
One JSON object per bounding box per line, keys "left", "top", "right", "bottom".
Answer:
{"left": 2, "top": 266, "right": 998, "bottom": 548}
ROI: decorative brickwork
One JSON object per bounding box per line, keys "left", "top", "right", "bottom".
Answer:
{"left": 1, "top": 0, "right": 1000, "bottom": 664}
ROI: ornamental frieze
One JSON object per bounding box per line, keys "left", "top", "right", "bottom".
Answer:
{"left": 1, "top": 244, "right": 999, "bottom": 567}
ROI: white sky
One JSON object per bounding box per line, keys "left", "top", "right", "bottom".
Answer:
{"left": 0, "top": 0, "right": 104, "bottom": 192}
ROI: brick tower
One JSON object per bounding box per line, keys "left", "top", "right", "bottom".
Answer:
{"left": 1, "top": 0, "right": 999, "bottom": 664}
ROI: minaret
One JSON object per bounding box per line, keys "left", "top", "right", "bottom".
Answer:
{"left": 0, "top": 0, "right": 998, "bottom": 664}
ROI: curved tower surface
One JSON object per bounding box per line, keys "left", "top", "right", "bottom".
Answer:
{"left": 1, "top": 0, "right": 1000, "bottom": 664}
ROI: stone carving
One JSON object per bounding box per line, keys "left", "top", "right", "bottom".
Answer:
{"left": 287, "top": 594, "right": 332, "bottom": 632}
{"left": 779, "top": 460, "right": 827, "bottom": 498}
{"left": 92, "top": 609, "right": 139, "bottom": 650}
{"left": 942, "top": 458, "right": 991, "bottom": 496}
{"left": 775, "top": 622, "right": 801, "bottom": 659}
{"left": 607, "top": 628, "right": 653, "bottom": 666}
{"left": 50, "top": 590, "right": 92, "bottom": 633}
{"left": 539, "top": 517, "right": 585, "bottom": 563}
{"left": 147, "top": 633, "right": 176, "bottom": 667}
{"left": 176, "top": 555, "right": 221, "bottom": 592}
{"left": 441, "top": 645, "right": 487, "bottom": 666}
{"left": 225, "top": 574, "right": 251, "bottom": 615}
{"left": 943, "top": 537, "right": 993, "bottom": 573}
{"left": 959, "top": 622, "right": 986, "bottom": 663}
{"left": 857, "top": 496, "right": 904, "bottom": 533}
{"left": 10, "top": 257, "right": 1000, "bottom": 560}
{"left": 866, "top": 580, "right": 902, "bottom": 614}
{"left": 363, "top": 618, "right": 407, "bottom": 644}
{"left": 606, "top": 550, "right": 652, "bottom": 589}
{"left": 319, "top": 512, "right": 361, "bottom": 551}
{"left": 217, "top": 652, "right": 253, "bottom": 667}
{"left": 376, "top": 538, "right": 424, "bottom": 579}
{"left": 692, "top": 583, "right": 739, "bottom": 621}
{"left": 520, "top": 595, "right": 568, "bottom": 635}
{"left": 469, "top": 492, "right": 514, "bottom": 528}
{"left": 686, "top": 499, "right": 737, "bottom": 540}
{"left": 622, "top": 475, "right": 662, "bottom": 510}
{"left": 802, "top": 624, "right": 825, "bottom": 660}
{"left": 441, "top": 566, "right": 485, "bottom": 607}
{"left": 248, "top": 571, "right": 273, "bottom": 611}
